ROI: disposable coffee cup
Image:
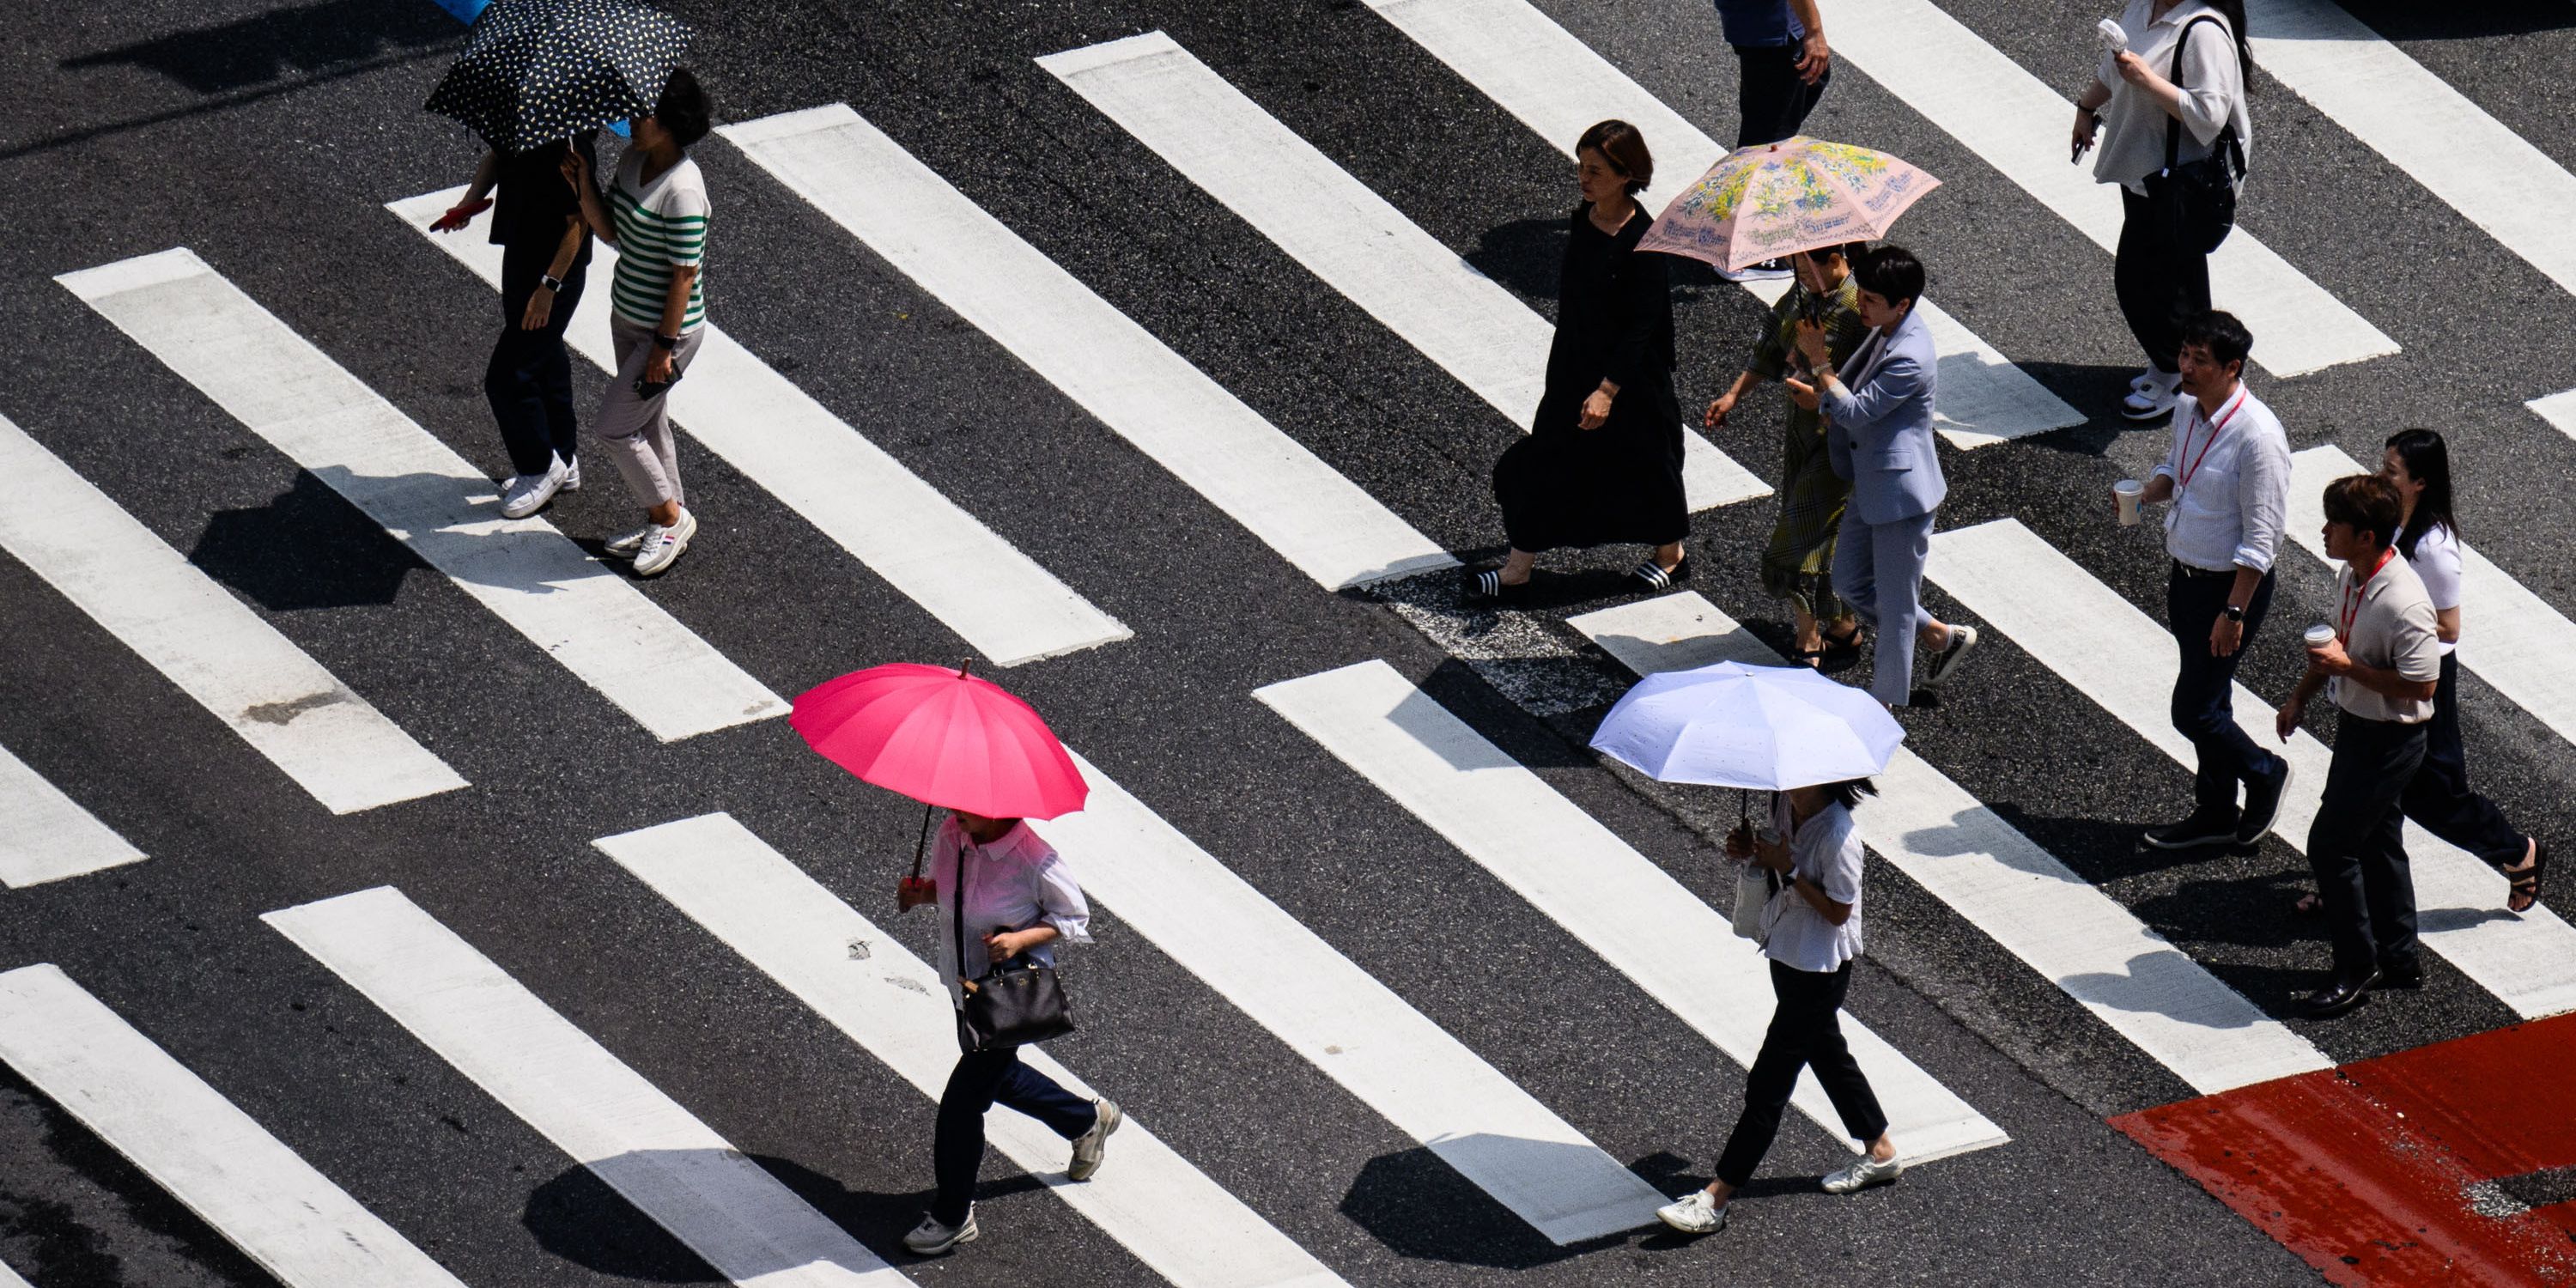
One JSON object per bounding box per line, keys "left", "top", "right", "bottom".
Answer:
{"left": 2113, "top": 479, "right": 2144, "bottom": 526}
{"left": 2096, "top": 17, "right": 2129, "bottom": 52}
{"left": 2304, "top": 624, "right": 2337, "bottom": 651}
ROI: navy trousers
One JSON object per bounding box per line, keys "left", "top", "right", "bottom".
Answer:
{"left": 2166, "top": 562, "right": 2284, "bottom": 817}
{"left": 932, "top": 1047, "right": 1095, "bottom": 1225}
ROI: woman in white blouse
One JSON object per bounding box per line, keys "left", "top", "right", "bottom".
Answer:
{"left": 893, "top": 810, "right": 1119, "bottom": 1255}
{"left": 2374, "top": 431, "right": 2549, "bottom": 914}
{"left": 1658, "top": 777, "right": 1900, "bottom": 1236}
{"left": 2069, "top": 0, "right": 2251, "bottom": 422}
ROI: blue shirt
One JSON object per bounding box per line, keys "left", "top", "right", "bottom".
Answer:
{"left": 1714, "top": 0, "right": 1804, "bottom": 47}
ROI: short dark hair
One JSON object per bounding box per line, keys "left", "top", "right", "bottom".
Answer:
{"left": 1820, "top": 776, "right": 1879, "bottom": 813}
{"left": 1577, "top": 119, "right": 1653, "bottom": 196}
{"left": 654, "top": 67, "right": 712, "bottom": 149}
{"left": 2178, "top": 310, "right": 2253, "bottom": 373}
{"left": 1795, "top": 240, "right": 1870, "bottom": 268}
{"left": 2322, "top": 474, "right": 2403, "bottom": 550}
{"left": 1851, "top": 244, "right": 1924, "bottom": 308}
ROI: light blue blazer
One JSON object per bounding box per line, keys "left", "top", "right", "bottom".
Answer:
{"left": 1823, "top": 307, "right": 1947, "bottom": 525}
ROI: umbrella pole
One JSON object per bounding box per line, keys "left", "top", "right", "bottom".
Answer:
{"left": 908, "top": 801, "right": 935, "bottom": 881}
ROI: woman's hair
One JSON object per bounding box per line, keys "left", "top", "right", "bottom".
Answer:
{"left": 2385, "top": 428, "right": 2459, "bottom": 556}
{"left": 2203, "top": 0, "right": 2256, "bottom": 92}
{"left": 654, "top": 67, "right": 713, "bottom": 149}
{"left": 1851, "top": 245, "right": 1924, "bottom": 308}
{"left": 1577, "top": 119, "right": 1653, "bottom": 196}
{"left": 2322, "top": 474, "right": 2403, "bottom": 550}
{"left": 1819, "top": 777, "right": 1879, "bottom": 813}
{"left": 1797, "top": 240, "right": 1869, "bottom": 267}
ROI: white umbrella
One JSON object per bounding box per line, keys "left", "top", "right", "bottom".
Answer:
{"left": 1589, "top": 660, "right": 1902, "bottom": 790}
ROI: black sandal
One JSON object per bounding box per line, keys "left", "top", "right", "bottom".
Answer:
{"left": 1628, "top": 556, "right": 1691, "bottom": 592}
{"left": 1793, "top": 648, "right": 1827, "bottom": 669}
{"left": 1820, "top": 623, "right": 1863, "bottom": 656}
{"left": 1463, "top": 567, "right": 1529, "bottom": 603}
{"left": 2506, "top": 841, "right": 2549, "bottom": 914}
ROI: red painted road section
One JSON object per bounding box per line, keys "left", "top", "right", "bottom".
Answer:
{"left": 2112, "top": 1014, "right": 2576, "bottom": 1286}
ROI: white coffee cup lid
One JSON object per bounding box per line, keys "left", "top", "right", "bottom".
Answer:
{"left": 2113, "top": 478, "right": 2143, "bottom": 494}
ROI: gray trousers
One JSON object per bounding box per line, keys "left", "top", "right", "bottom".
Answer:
{"left": 594, "top": 315, "right": 706, "bottom": 509}
{"left": 1832, "top": 508, "right": 1934, "bottom": 707}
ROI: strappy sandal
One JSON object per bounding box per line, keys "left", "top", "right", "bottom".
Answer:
{"left": 1463, "top": 567, "right": 1530, "bottom": 604}
{"left": 1628, "top": 556, "right": 1691, "bottom": 593}
{"left": 2506, "top": 841, "right": 2549, "bottom": 914}
{"left": 1820, "top": 622, "right": 1863, "bottom": 658}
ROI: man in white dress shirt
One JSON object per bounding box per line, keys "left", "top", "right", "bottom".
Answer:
{"left": 2133, "top": 310, "right": 2293, "bottom": 853}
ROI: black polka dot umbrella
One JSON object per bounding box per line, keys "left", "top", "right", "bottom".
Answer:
{"left": 425, "top": 0, "right": 693, "bottom": 153}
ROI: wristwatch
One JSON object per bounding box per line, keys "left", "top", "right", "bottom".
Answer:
{"left": 2223, "top": 605, "right": 2245, "bottom": 623}
{"left": 538, "top": 273, "right": 565, "bottom": 293}
{"left": 653, "top": 331, "right": 679, "bottom": 350}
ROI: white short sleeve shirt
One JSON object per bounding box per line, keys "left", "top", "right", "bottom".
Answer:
{"left": 2402, "top": 524, "right": 2464, "bottom": 657}
{"left": 1759, "top": 797, "right": 1866, "bottom": 973}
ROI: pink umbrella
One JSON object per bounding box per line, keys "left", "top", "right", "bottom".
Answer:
{"left": 790, "top": 661, "right": 1089, "bottom": 873}
{"left": 1637, "top": 137, "right": 1940, "bottom": 274}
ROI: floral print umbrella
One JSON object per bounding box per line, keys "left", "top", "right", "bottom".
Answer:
{"left": 426, "top": 0, "right": 690, "bottom": 153}
{"left": 1637, "top": 137, "right": 1941, "bottom": 273}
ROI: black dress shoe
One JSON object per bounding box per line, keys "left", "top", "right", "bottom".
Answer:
{"left": 2145, "top": 811, "right": 2241, "bottom": 851}
{"left": 2234, "top": 762, "right": 2296, "bottom": 846}
{"left": 2300, "top": 969, "right": 2382, "bottom": 1018}
{"left": 2374, "top": 958, "right": 2424, "bottom": 989}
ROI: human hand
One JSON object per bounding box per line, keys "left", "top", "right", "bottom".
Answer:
{"left": 1580, "top": 388, "right": 1614, "bottom": 430}
{"left": 896, "top": 877, "right": 935, "bottom": 911}
{"left": 559, "top": 150, "right": 592, "bottom": 194}
{"left": 1793, "top": 319, "right": 1832, "bottom": 366}
{"left": 2114, "top": 50, "right": 2160, "bottom": 90}
{"left": 1795, "top": 30, "right": 1831, "bottom": 84}
{"left": 2308, "top": 637, "right": 2353, "bottom": 676}
{"left": 2071, "top": 107, "right": 2099, "bottom": 163}
{"left": 1752, "top": 835, "right": 1794, "bottom": 874}
{"left": 1724, "top": 822, "right": 1754, "bottom": 860}
{"left": 2275, "top": 696, "right": 2304, "bottom": 743}
{"left": 520, "top": 285, "right": 555, "bottom": 331}
{"left": 1704, "top": 391, "right": 1739, "bottom": 430}
{"left": 983, "top": 928, "right": 1032, "bottom": 961}
{"left": 644, "top": 347, "right": 676, "bottom": 386}
{"left": 2208, "top": 615, "right": 2244, "bottom": 658}
{"left": 1783, "top": 376, "right": 1820, "bottom": 411}
{"left": 429, "top": 197, "right": 491, "bottom": 233}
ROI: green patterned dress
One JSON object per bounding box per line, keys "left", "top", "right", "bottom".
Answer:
{"left": 1746, "top": 276, "right": 1870, "bottom": 623}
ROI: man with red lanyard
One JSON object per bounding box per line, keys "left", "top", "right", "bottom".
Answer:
{"left": 2274, "top": 475, "right": 2441, "bottom": 1018}
{"left": 2134, "top": 311, "right": 2293, "bottom": 853}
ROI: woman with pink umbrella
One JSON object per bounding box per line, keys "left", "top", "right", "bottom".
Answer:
{"left": 790, "top": 662, "right": 1120, "bottom": 1258}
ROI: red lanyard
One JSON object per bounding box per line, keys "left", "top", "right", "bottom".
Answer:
{"left": 2338, "top": 548, "right": 2395, "bottom": 643}
{"left": 2173, "top": 387, "right": 2248, "bottom": 500}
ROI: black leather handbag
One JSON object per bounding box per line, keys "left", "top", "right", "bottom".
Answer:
{"left": 952, "top": 843, "right": 1077, "bottom": 1053}
{"left": 2144, "top": 15, "right": 2246, "bottom": 256}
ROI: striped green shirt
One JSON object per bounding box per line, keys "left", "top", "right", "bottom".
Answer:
{"left": 608, "top": 150, "right": 708, "bottom": 331}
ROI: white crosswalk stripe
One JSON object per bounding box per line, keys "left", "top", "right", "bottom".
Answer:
{"left": 1564, "top": 593, "right": 2332, "bottom": 1094}
{"left": 0, "top": 740, "right": 144, "bottom": 888}
{"left": 1821, "top": 0, "right": 2398, "bottom": 378}
{"left": 1358, "top": 0, "right": 2086, "bottom": 447}
{"left": 1927, "top": 519, "right": 2576, "bottom": 1020}
{"left": 0, "top": 1255, "right": 30, "bottom": 1288}
{"left": 1030, "top": 750, "right": 1668, "bottom": 1244}
{"left": 388, "top": 191, "right": 1130, "bottom": 669}
{"left": 0, "top": 408, "right": 465, "bottom": 818}
{"left": 1257, "top": 659, "right": 2009, "bottom": 1160}
{"left": 262, "top": 886, "right": 912, "bottom": 1288}
{"left": 2246, "top": 0, "right": 2576, "bottom": 301}
{"left": 2288, "top": 446, "right": 2576, "bottom": 754}
{"left": 2527, "top": 387, "right": 2576, "bottom": 442}
{"left": 595, "top": 812, "right": 1351, "bottom": 1288}
{"left": 718, "top": 105, "right": 1459, "bottom": 592}
{"left": 1040, "top": 31, "right": 1766, "bottom": 513}
{"left": 0, "top": 964, "right": 466, "bottom": 1288}
{"left": 57, "top": 249, "right": 786, "bottom": 744}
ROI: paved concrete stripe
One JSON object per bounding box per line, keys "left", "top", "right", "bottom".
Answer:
{"left": 389, "top": 191, "right": 1127, "bottom": 668}
{"left": 1030, "top": 750, "right": 1666, "bottom": 1243}
{"left": 1565, "top": 593, "right": 2331, "bottom": 1094}
{"left": 1040, "top": 32, "right": 1765, "bottom": 512}
{"left": 1818, "top": 0, "right": 2399, "bottom": 379}
{"left": 263, "top": 886, "right": 908, "bottom": 1287}
{"left": 1258, "top": 659, "right": 2009, "bottom": 1159}
{"left": 0, "top": 410, "right": 464, "bottom": 817}
{"left": 1359, "top": 0, "right": 2086, "bottom": 447}
{"left": 2288, "top": 446, "right": 2576, "bottom": 753}
{"left": 58, "top": 250, "right": 785, "bottom": 744}
{"left": 2248, "top": 0, "right": 2576, "bottom": 301}
{"left": 596, "top": 813, "right": 1349, "bottom": 1288}
{"left": 719, "top": 106, "right": 1457, "bottom": 591}
{"left": 2529, "top": 388, "right": 2576, "bottom": 441}
{"left": 0, "top": 740, "right": 145, "bottom": 888}
{"left": 0, "top": 964, "right": 465, "bottom": 1288}
{"left": 0, "top": 1255, "right": 29, "bottom": 1288}
{"left": 1928, "top": 519, "right": 2576, "bottom": 1019}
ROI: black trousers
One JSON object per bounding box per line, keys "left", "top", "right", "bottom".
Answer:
{"left": 1714, "top": 959, "right": 1887, "bottom": 1188}
{"left": 2401, "top": 653, "right": 2528, "bottom": 866}
{"left": 932, "top": 1047, "right": 1095, "bottom": 1225}
{"left": 489, "top": 246, "right": 588, "bottom": 479}
{"left": 1734, "top": 45, "right": 1830, "bottom": 149}
{"left": 2307, "top": 714, "right": 2427, "bottom": 980}
{"left": 2115, "top": 186, "right": 2211, "bottom": 374}
{"left": 2167, "top": 562, "right": 2284, "bottom": 816}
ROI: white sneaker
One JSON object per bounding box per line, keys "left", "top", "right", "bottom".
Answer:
{"left": 1656, "top": 1188, "right": 1727, "bottom": 1234}
{"left": 902, "top": 1209, "right": 978, "bottom": 1255}
{"left": 604, "top": 526, "right": 652, "bottom": 558}
{"left": 1821, "top": 1152, "right": 1904, "bottom": 1194}
{"left": 500, "top": 457, "right": 570, "bottom": 519}
{"left": 1068, "top": 1098, "right": 1121, "bottom": 1182}
{"left": 630, "top": 508, "right": 696, "bottom": 577}
{"left": 561, "top": 456, "right": 581, "bottom": 492}
{"left": 1924, "top": 623, "right": 1978, "bottom": 687}
{"left": 2121, "top": 370, "right": 2182, "bottom": 421}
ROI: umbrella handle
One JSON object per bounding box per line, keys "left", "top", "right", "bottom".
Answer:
{"left": 908, "top": 801, "right": 936, "bottom": 881}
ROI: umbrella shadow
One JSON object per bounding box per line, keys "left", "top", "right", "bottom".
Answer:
{"left": 1461, "top": 216, "right": 1567, "bottom": 303}
{"left": 60, "top": 0, "right": 459, "bottom": 94}
{"left": 191, "top": 470, "right": 423, "bottom": 611}
{"left": 1337, "top": 1139, "right": 1631, "bottom": 1268}
{"left": 258, "top": 463, "right": 654, "bottom": 594}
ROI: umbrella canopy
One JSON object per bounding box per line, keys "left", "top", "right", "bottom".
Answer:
{"left": 1589, "top": 661, "right": 1903, "bottom": 790}
{"left": 426, "top": 0, "right": 691, "bottom": 153}
{"left": 790, "top": 663, "right": 1088, "bottom": 821}
{"left": 1637, "top": 137, "right": 1939, "bottom": 274}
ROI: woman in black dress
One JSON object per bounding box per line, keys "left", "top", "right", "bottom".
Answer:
{"left": 1468, "top": 119, "right": 1689, "bottom": 601}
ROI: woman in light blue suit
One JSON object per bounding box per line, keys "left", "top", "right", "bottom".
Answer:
{"left": 1785, "top": 246, "right": 1978, "bottom": 708}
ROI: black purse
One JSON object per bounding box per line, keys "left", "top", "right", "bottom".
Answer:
{"left": 952, "top": 840, "right": 1076, "bottom": 1053}
{"left": 2143, "top": 15, "right": 2246, "bottom": 256}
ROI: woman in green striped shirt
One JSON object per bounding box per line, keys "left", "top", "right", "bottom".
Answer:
{"left": 563, "top": 68, "right": 714, "bottom": 577}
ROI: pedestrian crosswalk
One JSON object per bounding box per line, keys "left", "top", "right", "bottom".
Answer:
{"left": 0, "top": 740, "right": 143, "bottom": 888}
{"left": 58, "top": 249, "right": 787, "bottom": 744}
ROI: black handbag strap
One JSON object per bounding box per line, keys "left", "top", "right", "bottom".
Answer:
{"left": 2163, "top": 15, "right": 2244, "bottom": 178}
{"left": 952, "top": 833, "right": 969, "bottom": 988}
